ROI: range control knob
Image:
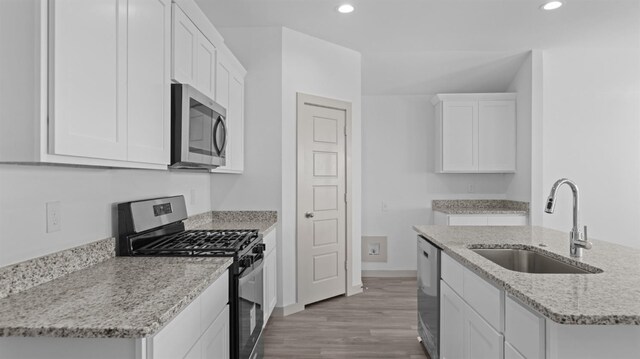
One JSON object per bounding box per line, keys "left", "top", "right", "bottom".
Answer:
{"left": 239, "top": 257, "right": 253, "bottom": 268}
{"left": 253, "top": 244, "right": 266, "bottom": 254}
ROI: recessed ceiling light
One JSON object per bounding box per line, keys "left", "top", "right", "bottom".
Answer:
{"left": 337, "top": 4, "right": 355, "bottom": 14}
{"left": 541, "top": 1, "right": 563, "bottom": 10}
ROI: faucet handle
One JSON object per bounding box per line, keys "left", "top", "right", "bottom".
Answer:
{"left": 581, "top": 225, "right": 593, "bottom": 250}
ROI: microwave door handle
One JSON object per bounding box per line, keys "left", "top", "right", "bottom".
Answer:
{"left": 213, "top": 116, "right": 227, "bottom": 155}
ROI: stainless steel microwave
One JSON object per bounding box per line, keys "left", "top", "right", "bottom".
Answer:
{"left": 170, "top": 84, "right": 227, "bottom": 169}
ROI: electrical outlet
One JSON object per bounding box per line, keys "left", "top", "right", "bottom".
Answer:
{"left": 46, "top": 201, "right": 61, "bottom": 233}
{"left": 467, "top": 184, "right": 475, "bottom": 193}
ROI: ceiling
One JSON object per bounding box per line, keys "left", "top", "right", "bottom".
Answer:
{"left": 196, "top": 0, "right": 640, "bottom": 95}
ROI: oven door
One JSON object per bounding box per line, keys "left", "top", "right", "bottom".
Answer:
{"left": 238, "top": 255, "right": 264, "bottom": 359}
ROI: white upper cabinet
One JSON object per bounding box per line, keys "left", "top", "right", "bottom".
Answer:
{"left": 171, "top": 6, "right": 198, "bottom": 87}
{"left": 49, "top": 0, "right": 127, "bottom": 161}
{"left": 1, "top": 0, "right": 171, "bottom": 169}
{"left": 213, "top": 46, "right": 246, "bottom": 174}
{"left": 478, "top": 100, "right": 516, "bottom": 172}
{"left": 433, "top": 93, "right": 516, "bottom": 173}
{"left": 127, "top": 0, "right": 171, "bottom": 164}
{"left": 171, "top": 2, "right": 246, "bottom": 174}
{"left": 171, "top": 4, "right": 217, "bottom": 101}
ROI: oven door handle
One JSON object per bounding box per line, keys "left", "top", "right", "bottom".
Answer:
{"left": 239, "top": 256, "right": 264, "bottom": 282}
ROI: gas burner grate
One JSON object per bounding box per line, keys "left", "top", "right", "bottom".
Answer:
{"left": 135, "top": 229, "right": 259, "bottom": 255}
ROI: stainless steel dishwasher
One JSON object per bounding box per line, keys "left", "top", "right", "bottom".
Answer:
{"left": 417, "top": 235, "right": 441, "bottom": 359}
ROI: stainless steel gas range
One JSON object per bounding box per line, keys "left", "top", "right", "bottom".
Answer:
{"left": 116, "top": 195, "right": 264, "bottom": 359}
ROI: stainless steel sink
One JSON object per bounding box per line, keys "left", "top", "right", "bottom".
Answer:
{"left": 470, "top": 248, "right": 601, "bottom": 274}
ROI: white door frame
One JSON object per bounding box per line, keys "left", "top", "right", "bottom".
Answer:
{"left": 296, "top": 92, "right": 355, "bottom": 307}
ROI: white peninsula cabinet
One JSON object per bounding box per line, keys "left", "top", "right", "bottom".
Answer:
{"left": 434, "top": 212, "right": 528, "bottom": 226}
{"left": 263, "top": 229, "right": 278, "bottom": 325}
{"left": 0, "top": 0, "right": 171, "bottom": 169}
{"left": 432, "top": 93, "right": 516, "bottom": 173}
{"left": 0, "top": 271, "right": 230, "bottom": 359}
{"left": 441, "top": 252, "right": 640, "bottom": 359}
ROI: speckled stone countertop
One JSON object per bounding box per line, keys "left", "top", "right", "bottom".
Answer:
{"left": 186, "top": 210, "right": 277, "bottom": 235}
{"left": 0, "top": 256, "right": 232, "bottom": 338}
{"left": 414, "top": 225, "right": 640, "bottom": 325}
{"left": 432, "top": 199, "right": 529, "bottom": 214}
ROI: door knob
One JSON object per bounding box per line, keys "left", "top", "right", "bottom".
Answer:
{"left": 305, "top": 212, "right": 314, "bottom": 218}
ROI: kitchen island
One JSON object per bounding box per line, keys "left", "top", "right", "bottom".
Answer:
{"left": 414, "top": 225, "right": 640, "bottom": 359}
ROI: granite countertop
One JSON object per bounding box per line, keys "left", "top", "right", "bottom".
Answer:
{"left": 414, "top": 225, "right": 640, "bottom": 325}
{"left": 186, "top": 210, "right": 277, "bottom": 235}
{"left": 0, "top": 257, "right": 232, "bottom": 338}
{"left": 432, "top": 200, "right": 529, "bottom": 215}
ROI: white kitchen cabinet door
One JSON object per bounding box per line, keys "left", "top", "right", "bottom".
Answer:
{"left": 432, "top": 93, "right": 516, "bottom": 173}
{"left": 172, "top": 5, "right": 198, "bottom": 85}
{"left": 195, "top": 35, "right": 217, "bottom": 101}
{"left": 463, "top": 304, "right": 504, "bottom": 359}
{"left": 478, "top": 100, "right": 516, "bottom": 172}
{"left": 441, "top": 101, "right": 478, "bottom": 172}
{"left": 127, "top": 0, "right": 171, "bottom": 165}
{"left": 263, "top": 230, "right": 277, "bottom": 326}
{"left": 49, "top": 0, "right": 127, "bottom": 161}
{"left": 200, "top": 306, "right": 230, "bottom": 359}
{"left": 441, "top": 281, "right": 465, "bottom": 359}
{"left": 504, "top": 342, "right": 526, "bottom": 359}
{"left": 212, "top": 47, "right": 246, "bottom": 174}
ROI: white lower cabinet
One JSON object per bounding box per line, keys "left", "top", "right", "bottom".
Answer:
{"left": 504, "top": 342, "right": 526, "bottom": 359}
{"left": 0, "top": 270, "right": 230, "bottom": 359}
{"left": 464, "top": 302, "right": 504, "bottom": 359}
{"left": 186, "top": 306, "right": 230, "bottom": 359}
{"left": 441, "top": 281, "right": 465, "bottom": 359}
{"left": 505, "top": 296, "right": 545, "bottom": 359}
{"left": 441, "top": 252, "right": 505, "bottom": 359}
{"left": 441, "top": 280, "right": 503, "bottom": 359}
{"left": 263, "top": 229, "right": 278, "bottom": 326}
{"left": 434, "top": 212, "right": 528, "bottom": 226}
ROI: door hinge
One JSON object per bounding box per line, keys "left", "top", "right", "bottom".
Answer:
{"left": 345, "top": 260, "right": 348, "bottom": 270}
{"left": 344, "top": 126, "right": 347, "bottom": 136}
{"left": 344, "top": 193, "right": 347, "bottom": 203}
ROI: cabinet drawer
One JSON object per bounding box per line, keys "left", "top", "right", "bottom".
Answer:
{"left": 505, "top": 295, "right": 545, "bottom": 359}
{"left": 149, "top": 295, "right": 201, "bottom": 359}
{"left": 463, "top": 268, "right": 504, "bottom": 331}
{"left": 505, "top": 341, "right": 526, "bottom": 359}
{"left": 441, "top": 252, "right": 464, "bottom": 295}
{"left": 486, "top": 215, "right": 527, "bottom": 226}
{"left": 448, "top": 215, "right": 488, "bottom": 226}
{"left": 200, "top": 271, "right": 229, "bottom": 332}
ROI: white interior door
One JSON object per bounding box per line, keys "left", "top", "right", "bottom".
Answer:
{"left": 297, "top": 94, "right": 347, "bottom": 306}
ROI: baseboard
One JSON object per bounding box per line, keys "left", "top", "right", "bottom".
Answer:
{"left": 362, "top": 270, "right": 417, "bottom": 278}
{"left": 272, "top": 302, "right": 305, "bottom": 317}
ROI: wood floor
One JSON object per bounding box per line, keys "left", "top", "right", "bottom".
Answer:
{"left": 263, "top": 277, "right": 430, "bottom": 359}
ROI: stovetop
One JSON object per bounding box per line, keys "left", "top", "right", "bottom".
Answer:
{"left": 134, "top": 229, "right": 260, "bottom": 256}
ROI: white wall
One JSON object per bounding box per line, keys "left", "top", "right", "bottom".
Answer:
{"left": 361, "top": 95, "right": 512, "bottom": 272}
{"left": 281, "top": 28, "right": 362, "bottom": 303}
{"left": 0, "top": 164, "right": 212, "bottom": 267}
{"left": 211, "top": 27, "right": 283, "bottom": 211}
{"left": 505, "top": 52, "right": 533, "bottom": 217}
{"left": 213, "top": 27, "right": 362, "bottom": 308}
{"left": 541, "top": 48, "right": 640, "bottom": 248}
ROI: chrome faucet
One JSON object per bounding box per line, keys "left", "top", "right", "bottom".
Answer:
{"left": 545, "top": 178, "right": 592, "bottom": 258}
